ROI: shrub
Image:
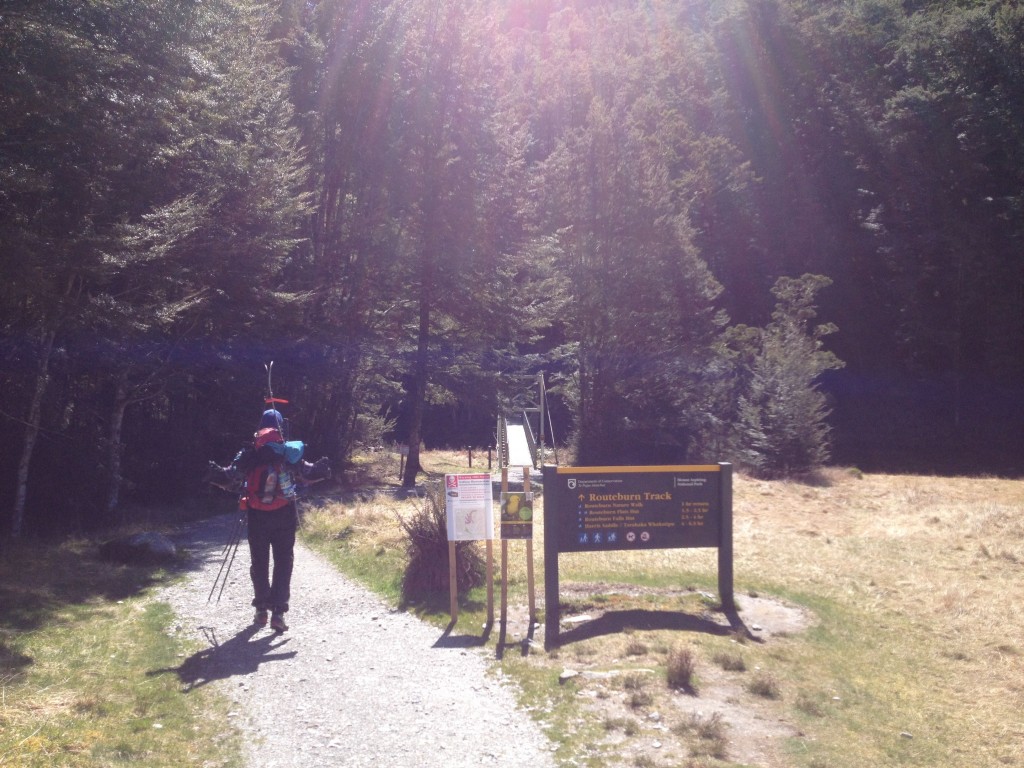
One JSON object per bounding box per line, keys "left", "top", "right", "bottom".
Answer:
{"left": 622, "top": 672, "right": 648, "bottom": 690}
{"left": 627, "top": 689, "right": 654, "bottom": 709}
{"left": 625, "top": 637, "right": 649, "bottom": 656}
{"left": 603, "top": 716, "right": 640, "bottom": 736}
{"left": 398, "top": 484, "right": 485, "bottom": 603}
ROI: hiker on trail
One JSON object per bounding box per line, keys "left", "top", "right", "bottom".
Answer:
{"left": 234, "top": 408, "right": 305, "bottom": 633}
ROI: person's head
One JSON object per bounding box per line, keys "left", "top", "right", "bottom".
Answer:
{"left": 259, "top": 409, "right": 283, "bottom": 430}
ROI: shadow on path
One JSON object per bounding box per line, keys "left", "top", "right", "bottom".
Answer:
{"left": 432, "top": 617, "right": 491, "bottom": 649}
{"left": 149, "top": 625, "right": 296, "bottom": 691}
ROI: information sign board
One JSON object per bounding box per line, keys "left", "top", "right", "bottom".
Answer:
{"left": 543, "top": 463, "right": 734, "bottom": 648}
{"left": 547, "top": 465, "right": 721, "bottom": 552}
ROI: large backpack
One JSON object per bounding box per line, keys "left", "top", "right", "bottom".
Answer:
{"left": 236, "top": 428, "right": 299, "bottom": 511}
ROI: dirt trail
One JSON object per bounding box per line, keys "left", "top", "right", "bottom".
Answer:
{"left": 158, "top": 514, "right": 557, "bottom": 768}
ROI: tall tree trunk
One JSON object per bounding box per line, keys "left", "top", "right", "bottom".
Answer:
{"left": 11, "top": 328, "right": 56, "bottom": 539}
{"left": 105, "top": 371, "right": 130, "bottom": 522}
{"left": 402, "top": 276, "right": 431, "bottom": 488}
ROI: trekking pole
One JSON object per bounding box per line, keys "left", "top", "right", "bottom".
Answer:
{"left": 207, "top": 515, "right": 245, "bottom": 603}
{"left": 214, "top": 513, "right": 243, "bottom": 562}
{"left": 206, "top": 516, "right": 241, "bottom": 602}
{"left": 215, "top": 527, "right": 243, "bottom": 604}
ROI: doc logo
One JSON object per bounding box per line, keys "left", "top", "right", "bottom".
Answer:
{"left": 567, "top": 478, "right": 577, "bottom": 490}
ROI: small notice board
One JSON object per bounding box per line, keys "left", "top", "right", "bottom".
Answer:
{"left": 444, "top": 473, "right": 494, "bottom": 541}
{"left": 500, "top": 491, "right": 534, "bottom": 540}
{"left": 444, "top": 473, "right": 495, "bottom": 622}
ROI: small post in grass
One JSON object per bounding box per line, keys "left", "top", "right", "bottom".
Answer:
{"left": 448, "top": 540, "right": 458, "bottom": 620}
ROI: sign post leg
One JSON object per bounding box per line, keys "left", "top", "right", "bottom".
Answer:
{"left": 524, "top": 468, "right": 535, "bottom": 623}
{"left": 500, "top": 468, "right": 508, "bottom": 628}
{"left": 718, "top": 462, "right": 735, "bottom": 612}
{"left": 542, "top": 464, "right": 560, "bottom": 649}
{"left": 448, "top": 540, "right": 458, "bottom": 621}
{"left": 486, "top": 539, "right": 493, "bottom": 623}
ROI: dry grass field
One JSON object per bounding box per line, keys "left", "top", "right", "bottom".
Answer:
{"left": 305, "top": 452, "right": 1024, "bottom": 767}
{"left": 725, "top": 469, "right": 1024, "bottom": 767}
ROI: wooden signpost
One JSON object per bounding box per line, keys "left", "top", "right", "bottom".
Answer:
{"left": 499, "top": 467, "right": 536, "bottom": 627}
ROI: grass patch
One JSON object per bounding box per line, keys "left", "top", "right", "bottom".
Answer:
{"left": 626, "top": 689, "right": 654, "bottom": 710}
{"left": 603, "top": 715, "right": 640, "bottom": 736}
{"left": 713, "top": 650, "right": 746, "bottom": 672}
{"left": 0, "top": 540, "right": 241, "bottom": 768}
{"left": 21, "top": 456, "right": 1024, "bottom": 768}
{"left": 300, "top": 501, "right": 408, "bottom": 605}
{"left": 623, "top": 636, "right": 649, "bottom": 657}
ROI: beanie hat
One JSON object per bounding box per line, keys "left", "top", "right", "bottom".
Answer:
{"left": 259, "top": 409, "right": 283, "bottom": 429}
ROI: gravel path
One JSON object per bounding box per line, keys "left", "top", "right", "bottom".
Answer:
{"left": 158, "top": 514, "right": 558, "bottom": 768}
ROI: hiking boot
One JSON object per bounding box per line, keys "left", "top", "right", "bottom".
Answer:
{"left": 253, "top": 609, "right": 269, "bottom": 627}
{"left": 270, "top": 612, "right": 288, "bottom": 633}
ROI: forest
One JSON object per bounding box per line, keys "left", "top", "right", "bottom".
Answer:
{"left": 2, "top": 0, "right": 1022, "bottom": 538}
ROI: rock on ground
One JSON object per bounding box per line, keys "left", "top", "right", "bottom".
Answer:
{"left": 158, "top": 513, "right": 558, "bottom": 768}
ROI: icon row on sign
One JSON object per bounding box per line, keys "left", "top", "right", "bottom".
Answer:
{"left": 576, "top": 530, "right": 651, "bottom": 546}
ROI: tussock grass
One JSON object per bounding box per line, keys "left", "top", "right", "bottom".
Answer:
{"left": 665, "top": 644, "right": 697, "bottom": 691}
{"left": 603, "top": 715, "right": 640, "bottom": 736}
{"left": 623, "top": 636, "right": 649, "bottom": 657}
{"left": 626, "top": 689, "right": 654, "bottom": 710}
{"left": 747, "top": 671, "right": 782, "bottom": 699}
{"left": 397, "top": 485, "right": 487, "bottom": 602}
{"left": 673, "top": 711, "right": 729, "bottom": 760}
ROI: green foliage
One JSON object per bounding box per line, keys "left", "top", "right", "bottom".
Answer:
{"left": 6, "top": 0, "right": 1024, "bottom": 536}
{"left": 736, "top": 275, "right": 844, "bottom": 478}
{"left": 525, "top": 2, "right": 733, "bottom": 464}
{"left": 0, "top": 0, "right": 312, "bottom": 536}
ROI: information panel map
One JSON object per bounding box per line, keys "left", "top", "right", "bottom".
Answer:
{"left": 549, "top": 465, "right": 722, "bottom": 552}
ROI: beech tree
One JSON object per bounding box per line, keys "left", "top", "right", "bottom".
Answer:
{"left": 526, "top": 3, "right": 732, "bottom": 463}
{"left": 0, "top": 0, "right": 309, "bottom": 535}
{"left": 0, "top": 0, "right": 205, "bottom": 535}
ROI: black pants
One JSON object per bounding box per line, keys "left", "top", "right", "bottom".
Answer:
{"left": 247, "top": 503, "right": 297, "bottom": 614}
